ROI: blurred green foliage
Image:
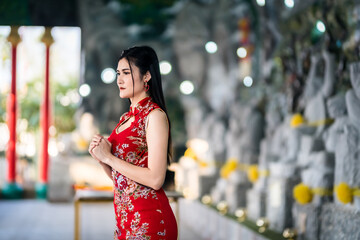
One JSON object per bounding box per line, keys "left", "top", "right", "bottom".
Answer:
{"left": 51, "top": 78, "right": 78, "bottom": 134}
{"left": 19, "top": 78, "right": 41, "bottom": 132}
{"left": 118, "top": 0, "right": 177, "bottom": 38}
{"left": 0, "top": 77, "right": 78, "bottom": 134}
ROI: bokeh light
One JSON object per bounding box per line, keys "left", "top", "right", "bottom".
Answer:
{"left": 284, "top": 0, "right": 294, "bottom": 8}
{"left": 79, "top": 84, "right": 91, "bottom": 97}
{"left": 237, "top": 47, "right": 247, "bottom": 58}
{"left": 256, "top": 0, "right": 266, "bottom": 7}
{"left": 101, "top": 68, "right": 116, "bottom": 84}
{"left": 243, "top": 76, "right": 253, "bottom": 87}
{"left": 316, "top": 20, "right": 326, "bottom": 33}
{"left": 205, "top": 41, "right": 218, "bottom": 54}
{"left": 180, "top": 80, "right": 194, "bottom": 95}
{"left": 160, "top": 61, "right": 172, "bottom": 75}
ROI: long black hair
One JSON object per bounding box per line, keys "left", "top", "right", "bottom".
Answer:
{"left": 119, "top": 46, "right": 172, "bottom": 165}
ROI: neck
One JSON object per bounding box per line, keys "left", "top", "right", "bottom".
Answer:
{"left": 130, "top": 93, "right": 150, "bottom": 107}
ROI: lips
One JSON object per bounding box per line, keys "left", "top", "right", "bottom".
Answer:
{"left": 120, "top": 87, "right": 125, "bottom": 90}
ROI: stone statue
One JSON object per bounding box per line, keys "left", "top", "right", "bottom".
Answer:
{"left": 247, "top": 93, "right": 284, "bottom": 220}
{"left": 334, "top": 62, "right": 360, "bottom": 208}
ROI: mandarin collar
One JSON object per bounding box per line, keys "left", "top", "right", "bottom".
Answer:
{"left": 128, "top": 96, "right": 152, "bottom": 117}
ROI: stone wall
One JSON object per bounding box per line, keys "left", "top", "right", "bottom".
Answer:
{"left": 174, "top": 0, "right": 360, "bottom": 239}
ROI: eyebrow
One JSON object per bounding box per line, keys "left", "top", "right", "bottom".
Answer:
{"left": 116, "top": 68, "right": 130, "bottom": 72}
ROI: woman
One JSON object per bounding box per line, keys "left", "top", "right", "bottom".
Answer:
{"left": 88, "top": 46, "right": 178, "bottom": 239}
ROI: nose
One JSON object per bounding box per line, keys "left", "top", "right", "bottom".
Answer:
{"left": 117, "top": 75, "right": 123, "bottom": 85}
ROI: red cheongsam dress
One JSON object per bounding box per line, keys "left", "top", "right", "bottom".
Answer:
{"left": 108, "top": 97, "right": 178, "bottom": 240}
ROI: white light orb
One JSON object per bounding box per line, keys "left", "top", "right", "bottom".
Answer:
{"left": 101, "top": 68, "right": 116, "bottom": 84}
{"left": 316, "top": 21, "right": 326, "bottom": 33}
{"left": 243, "top": 76, "right": 253, "bottom": 87}
{"left": 256, "top": 0, "right": 265, "bottom": 7}
{"left": 180, "top": 80, "right": 194, "bottom": 95}
{"left": 48, "top": 138, "right": 59, "bottom": 157}
{"left": 58, "top": 141, "right": 66, "bottom": 152}
{"left": 160, "top": 61, "right": 172, "bottom": 75}
{"left": 237, "top": 47, "right": 247, "bottom": 58}
{"left": 205, "top": 41, "right": 218, "bottom": 54}
{"left": 69, "top": 90, "right": 80, "bottom": 104}
{"left": 284, "top": 0, "right": 294, "bottom": 8}
{"left": 49, "top": 126, "right": 57, "bottom": 136}
{"left": 60, "top": 96, "right": 71, "bottom": 106}
{"left": 26, "top": 144, "right": 36, "bottom": 157}
{"left": 79, "top": 84, "right": 91, "bottom": 97}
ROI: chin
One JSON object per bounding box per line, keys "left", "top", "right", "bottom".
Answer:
{"left": 119, "top": 92, "right": 130, "bottom": 99}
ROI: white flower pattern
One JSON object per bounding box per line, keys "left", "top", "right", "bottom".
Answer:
{"left": 109, "top": 98, "right": 169, "bottom": 240}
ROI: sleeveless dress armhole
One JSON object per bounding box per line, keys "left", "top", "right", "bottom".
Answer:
{"left": 110, "top": 98, "right": 178, "bottom": 239}
{"left": 144, "top": 108, "right": 168, "bottom": 132}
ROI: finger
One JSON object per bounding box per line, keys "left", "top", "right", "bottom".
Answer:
{"left": 94, "top": 134, "right": 103, "bottom": 141}
{"left": 92, "top": 135, "right": 103, "bottom": 142}
{"left": 90, "top": 148, "right": 99, "bottom": 158}
{"left": 89, "top": 142, "right": 97, "bottom": 150}
{"left": 88, "top": 142, "right": 95, "bottom": 152}
{"left": 104, "top": 139, "right": 111, "bottom": 146}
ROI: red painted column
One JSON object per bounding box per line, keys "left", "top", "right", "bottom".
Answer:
{"left": 2, "top": 26, "right": 23, "bottom": 199}
{"left": 36, "top": 27, "right": 54, "bottom": 198}
{"left": 40, "top": 45, "right": 50, "bottom": 183}
{"left": 6, "top": 35, "right": 19, "bottom": 182}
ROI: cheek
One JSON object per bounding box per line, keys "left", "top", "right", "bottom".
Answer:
{"left": 127, "top": 79, "right": 135, "bottom": 89}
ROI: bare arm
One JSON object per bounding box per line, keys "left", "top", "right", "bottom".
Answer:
{"left": 92, "top": 109, "right": 169, "bottom": 190}
{"left": 99, "top": 162, "right": 112, "bottom": 180}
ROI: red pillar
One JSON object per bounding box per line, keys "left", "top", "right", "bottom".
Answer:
{"left": 7, "top": 42, "right": 17, "bottom": 182}
{"left": 2, "top": 26, "right": 23, "bottom": 199}
{"left": 36, "top": 27, "right": 54, "bottom": 199}
{"left": 40, "top": 39, "right": 51, "bottom": 183}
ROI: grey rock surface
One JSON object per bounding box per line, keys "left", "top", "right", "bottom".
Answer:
{"left": 303, "top": 55, "right": 322, "bottom": 104}
{"left": 346, "top": 89, "right": 360, "bottom": 128}
{"left": 321, "top": 50, "right": 336, "bottom": 98}
{"left": 293, "top": 204, "right": 321, "bottom": 240}
{"left": 323, "top": 117, "right": 349, "bottom": 153}
{"left": 327, "top": 94, "right": 347, "bottom": 118}
{"left": 320, "top": 203, "right": 360, "bottom": 240}
{"left": 266, "top": 176, "right": 299, "bottom": 232}
{"left": 247, "top": 188, "right": 266, "bottom": 221}
{"left": 334, "top": 123, "right": 360, "bottom": 187}
{"left": 304, "top": 94, "right": 327, "bottom": 136}
{"left": 350, "top": 61, "right": 360, "bottom": 99}
{"left": 225, "top": 182, "right": 252, "bottom": 213}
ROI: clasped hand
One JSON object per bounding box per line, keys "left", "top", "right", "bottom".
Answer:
{"left": 88, "top": 134, "right": 112, "bottom": 164}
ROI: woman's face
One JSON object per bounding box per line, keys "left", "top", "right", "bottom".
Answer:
{"left": 116, "top": 58, "right": 144, "bottom": 99}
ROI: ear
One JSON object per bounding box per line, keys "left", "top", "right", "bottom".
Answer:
{"left": 144, "top": 71, "right": 151, "bottom": 83}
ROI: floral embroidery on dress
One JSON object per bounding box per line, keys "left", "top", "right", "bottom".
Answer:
{"left": 115, "top": 191, "right": 133, "bottom": 229}
{"left": 126, "top": 212, "right": 150, "bottom": 240}
{"left": 109, "top": 97, "right": 176, "bottom": 239}
{"left": 128, "top": 136, "right": 147, "bottom": 155}
{"left": 114, "top": 144, "right": 124, "bottom": 158}
{"left": 157, "top": 229, "right": 166, "bottom": 236}
{"left": 126, "top": 151, "right": 138, "bottom": 164}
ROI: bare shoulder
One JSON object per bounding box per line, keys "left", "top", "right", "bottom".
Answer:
{"left": 146, "top": 108, "right": 169, "bottom": 130}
